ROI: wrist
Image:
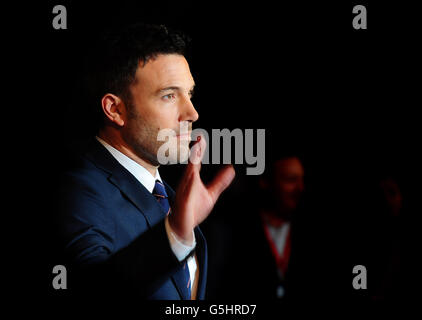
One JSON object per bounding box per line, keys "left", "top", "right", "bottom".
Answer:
{"left": 165, "top": 217, "right": 196, "bottom": 261}
{"left": 168, "top": 214, "right": 194, "bottom": 244}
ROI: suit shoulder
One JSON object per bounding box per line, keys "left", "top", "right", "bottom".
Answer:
{"left": 60, "top": 149, "right": 109, "bottom": 187}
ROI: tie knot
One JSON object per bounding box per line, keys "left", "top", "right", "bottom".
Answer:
{"left": 153, "top": 180, "right": 168, "bottom": 199}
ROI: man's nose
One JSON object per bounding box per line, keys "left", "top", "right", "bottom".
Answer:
{"left": 179, "top": 96, "right": 199, "bottom": 123}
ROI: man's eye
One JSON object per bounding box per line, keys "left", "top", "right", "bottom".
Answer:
{"left": 162, "top": 93, "right": 176, "bottom": 100}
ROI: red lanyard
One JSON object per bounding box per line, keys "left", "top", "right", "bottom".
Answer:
{"left": 261, "top": 213, "right": 292, "bottom": 277}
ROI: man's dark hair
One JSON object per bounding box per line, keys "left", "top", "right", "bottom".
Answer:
{"left": 262, "top": 132, "right": 305, "bottom": 180}
{"left": 84, "top": 23, "right": 190, "bottom": 130}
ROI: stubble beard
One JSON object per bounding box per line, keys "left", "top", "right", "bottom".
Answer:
{"left": 123, "top": 105, "right": 162, "bottom": 167}
{"left": 123, "top": 101, "right": 192, "bottom": 166}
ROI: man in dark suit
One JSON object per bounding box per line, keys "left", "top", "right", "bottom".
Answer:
{"left": 57, "top": 23, "right": 235, "bottom": 300}
{"left": 205, "top": 152, "right": 316, "bottom": 300}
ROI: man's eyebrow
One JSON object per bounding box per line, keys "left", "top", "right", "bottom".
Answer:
{"left": 158, "top": 86, "right": 181, "bottom": 93}
{"left": 157, "top": 84, "right": 196, "bottom": 94}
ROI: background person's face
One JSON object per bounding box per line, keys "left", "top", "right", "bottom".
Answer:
{"left": 122, "top": 54, "right": 198, "bottom": 165}
{"left": 272, "top": 157, "right": 305, "bottom": 215}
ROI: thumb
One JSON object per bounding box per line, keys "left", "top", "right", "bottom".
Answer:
{"left": 207, "top": 165, "right": 236, "bottom": 203}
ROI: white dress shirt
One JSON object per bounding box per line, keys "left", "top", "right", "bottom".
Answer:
{"left": 264, "top": 219, "right": 291, "bottom": 298}
{"left": 96, "top": 137, "right": 198, "bottom": 297}
{"left": 266, "top": 222, "right": 291, "bottom": 259}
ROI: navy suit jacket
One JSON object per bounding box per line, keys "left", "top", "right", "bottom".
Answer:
{"left": 57, "top": 139, "right": 207, "bottom": 300}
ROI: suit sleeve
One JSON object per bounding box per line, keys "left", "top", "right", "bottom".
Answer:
{"left": 58, "top": 171, "right": 185, "bottom": 297}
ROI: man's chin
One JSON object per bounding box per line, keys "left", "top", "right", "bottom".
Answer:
{"left": 156, "top": 151, "right": 190, "bottom": 165}
{"left": 176, "top": 149, "right": 191, "bottom": 164}
{"left": 177, "top": 143, "right": 191, "bottom": 163}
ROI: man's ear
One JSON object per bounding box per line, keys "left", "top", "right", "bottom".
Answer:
{"left": 101, "top": 93, "right": 125, "bottom": 126}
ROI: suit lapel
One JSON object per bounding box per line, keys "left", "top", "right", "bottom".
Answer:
{"left": 85, "top": 139, "right": 206, "bottom": 300}
{"left": 194, "top": 227, "right": 208, "bottom": 299}
{"left": 109, "top": 173, "right": 168, "bottom": 227}
{"left": 85, "top": 139, "right": 167, "bottom": 227}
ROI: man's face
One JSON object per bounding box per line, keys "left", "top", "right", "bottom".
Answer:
{"left": 272, "top": 157, "right": 305, "bottom": 215}
{"left": 122, "top": 54, "right": 198, "bottom": 165}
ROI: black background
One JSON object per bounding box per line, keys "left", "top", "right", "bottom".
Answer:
{"left": 9, "top": 0, "right": 416, "bottom": 314}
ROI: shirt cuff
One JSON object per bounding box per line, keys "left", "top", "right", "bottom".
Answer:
{"left": 164, "top": 217, "right": 196, "bottom": 261}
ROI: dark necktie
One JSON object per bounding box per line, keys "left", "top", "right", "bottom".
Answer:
{"left": 152, "top": 180, "right": 171, "bottom": 216}
{"left": 152, "top": 180, "right": 192, "bottom": 299}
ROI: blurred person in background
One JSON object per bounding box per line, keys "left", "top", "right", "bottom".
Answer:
{"left": 203, "top": 144, "right": 324, "bottom": 300}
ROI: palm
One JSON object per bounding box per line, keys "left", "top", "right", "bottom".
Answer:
{"left": 169, "top": 137, "right": 235, "bottom": 241}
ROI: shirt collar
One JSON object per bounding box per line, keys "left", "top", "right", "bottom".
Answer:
{"left": 96, "top": 136, "right": 161, "bottom": 193}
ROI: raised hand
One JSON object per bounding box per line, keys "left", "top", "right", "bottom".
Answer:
{"left": 168, "top": 136, "right": 235, "bottom": 243}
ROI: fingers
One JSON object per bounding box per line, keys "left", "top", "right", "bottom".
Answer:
{"left": 179, "top": 135, "right": 206, "bottom": 194}
{"left": 188, "top": 135, "right": 206, "bottom": 172}
{"left": 207, "top": 165, "right": 236, "bottom": 203}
